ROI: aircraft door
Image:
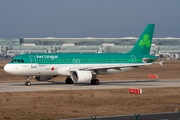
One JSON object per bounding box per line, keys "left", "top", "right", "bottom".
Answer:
{"left": 76, "top": 59, "right": 80, "bottom": 64}
{"left": 131, "top": 55, "right": 137, "bottom": 63}
{"left": 29, "top": 55, "right": 37, "bottom": 68}
{"left": 73, "top": 59, "right": 76, "bottom": 64}
{"left": 73, "top": 58, "right": 80, "bottom": 65}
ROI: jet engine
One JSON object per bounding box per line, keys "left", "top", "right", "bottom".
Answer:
{"left": 34, "top": 75, "right": 55, "bottom": 81}
{"left": 71, "top": 71, "right": 92, "bottom": 82}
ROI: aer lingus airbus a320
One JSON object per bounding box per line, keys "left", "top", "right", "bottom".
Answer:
{"left": 4, "top": 24, "right": 158, "bottom": 86}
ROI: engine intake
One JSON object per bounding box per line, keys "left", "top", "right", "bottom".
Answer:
{"left": 71, "top": 71, "right": 92, "bottom": 82}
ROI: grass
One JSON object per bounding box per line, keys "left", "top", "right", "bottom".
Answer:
{"left": 0, "top": 59, "right": 180, "bottom": 120}
{"left": 0, "top": 88, "right": 180, "bottom": 120}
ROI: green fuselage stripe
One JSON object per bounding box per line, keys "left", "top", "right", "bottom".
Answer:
{"left": 8, "top": 53, "right": 157, "bottom": 64}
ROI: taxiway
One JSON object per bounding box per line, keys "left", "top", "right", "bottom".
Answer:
{"left": 0, "top": 79, "right": 180, "bottom": 92}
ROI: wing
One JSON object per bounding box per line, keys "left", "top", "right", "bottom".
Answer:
{"left": 70, "top": 63, "right": 151, "bottom": 72}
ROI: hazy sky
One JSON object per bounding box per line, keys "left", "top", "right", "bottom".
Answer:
{"left": 0, "top": 0, "right": 180, "bottom": 38}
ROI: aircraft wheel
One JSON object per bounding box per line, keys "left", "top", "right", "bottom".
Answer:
{"left": 91, "top": 79, "right": 100, "bottom": 85}
{"left": 25, "top": 82, "right": 27, "bottom": 86}
{"left": 65, "top": 78, "right": 74, "bottom": 84}
{"left": 25, "top": 81, "right": 31, "bottom": 86}
{"left": 27, "top": 82, "right": 31, "bottom": 86}
{"left": 95, "top": 79, "right": 100, "bottom": 85}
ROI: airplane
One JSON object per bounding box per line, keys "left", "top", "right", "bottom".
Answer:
{"left": 158, "top": 51, "right": 171, "bottom": 60}
{"left": 4, "top": 24, "right": 158, "bottom": 86}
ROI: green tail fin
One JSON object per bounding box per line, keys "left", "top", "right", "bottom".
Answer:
{"left": 128, "top": 24, "right": 155, "bottom": 55}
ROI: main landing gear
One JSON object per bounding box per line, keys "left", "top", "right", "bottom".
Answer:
{"left": 91, "top": 79, "right": 100, "bottom": 85}
{"left": 65, "top": 76, "right": 74, "bottom": 84}
{"left": 65, "top": 75, "right": 100, "bottom": 85}
{"left": 91, "top": 74, "right": 100, "bottom": 85}
{"left": 25, "top": 76, "right": 31, "bottom": 86}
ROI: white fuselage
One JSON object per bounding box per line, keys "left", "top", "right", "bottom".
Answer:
{"left": 4, "top": 63, "right": 136, "bottom": 76}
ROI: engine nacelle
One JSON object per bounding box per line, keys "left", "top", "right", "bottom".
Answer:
{"left": 34, "top": 75, "right": 54, "bottom": 81}
{"left": 71, "top": 71, "right": 92, "bottom": 82}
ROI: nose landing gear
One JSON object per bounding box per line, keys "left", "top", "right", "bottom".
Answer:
{"left": 25, "top": 76, "right": 31, "bottom": 86}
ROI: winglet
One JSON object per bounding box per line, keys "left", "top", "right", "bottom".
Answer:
{"left": 153, "top": 60, "right": 164, "bottom": 66}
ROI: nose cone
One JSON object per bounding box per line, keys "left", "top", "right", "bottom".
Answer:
{"left": 4, "top": 64, "right": 22, "bottom": 75}
{"left": 4, "top": 64, "right": 12, "bottom": 74}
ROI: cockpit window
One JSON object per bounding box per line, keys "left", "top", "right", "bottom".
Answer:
{"left": 11, "top": 60, "right": 17, "bottom": 62}
{"left": 11, "top": 59, "right": 24, "bottom": 63}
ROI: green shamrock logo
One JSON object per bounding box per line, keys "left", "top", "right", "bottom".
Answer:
{"left": 139, "top": 34, "right": 151, "bottom": 49}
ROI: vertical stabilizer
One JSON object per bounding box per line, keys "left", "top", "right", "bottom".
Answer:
{"left": 128, "top": 24, "right": 155, "bottom": 55}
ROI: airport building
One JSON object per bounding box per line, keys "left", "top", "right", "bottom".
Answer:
{"left": 0, "top": 37, "right": 180, "bottom": 57}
